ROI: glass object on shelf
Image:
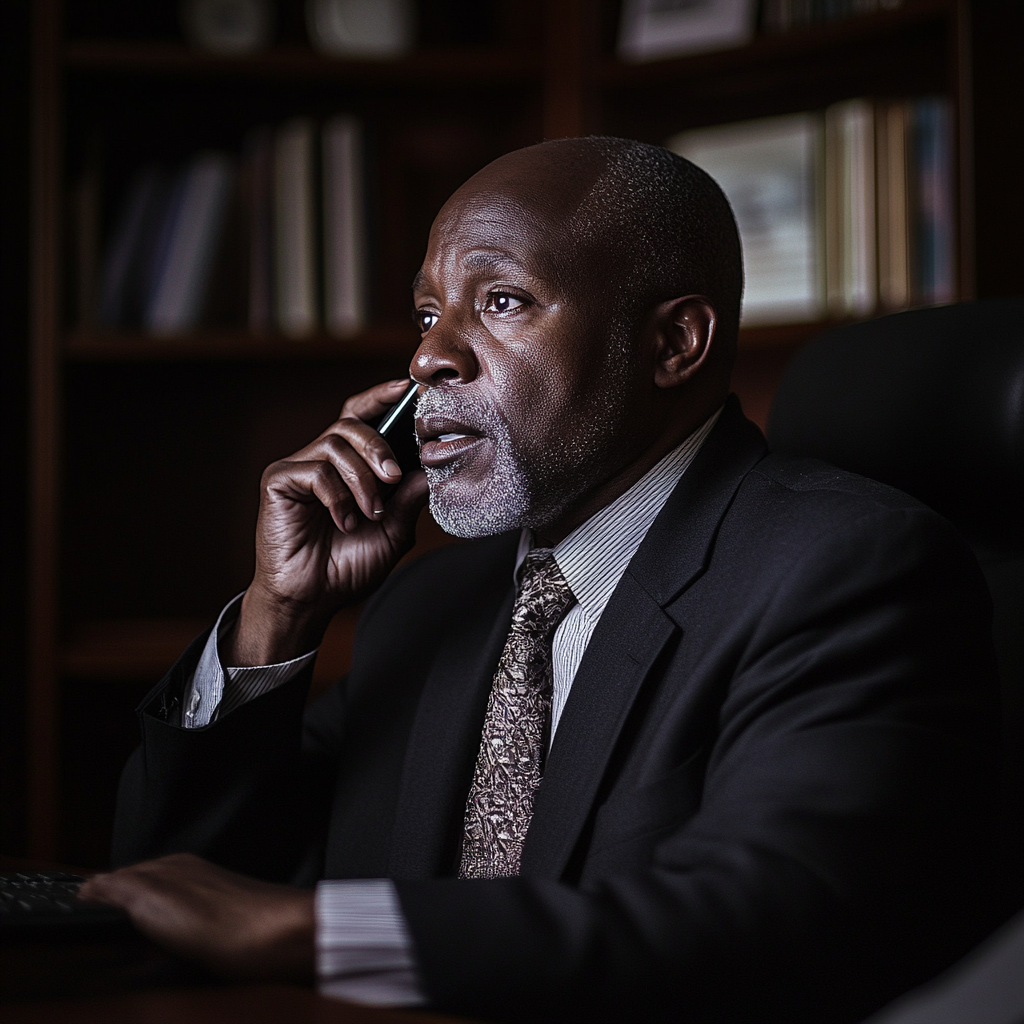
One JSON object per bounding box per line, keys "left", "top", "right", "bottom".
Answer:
{"left": 306, "top": 0, "right": 415, "bottom": 58}
{"left": 180, "top": 0, "right": 274, "bottom": 55}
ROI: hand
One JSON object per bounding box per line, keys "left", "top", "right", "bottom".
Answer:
{"left": 232, "top": 379, "right": 429, "bottom": 665}
{"left": 77, "top": 854, "right": 315, "bottom": 982}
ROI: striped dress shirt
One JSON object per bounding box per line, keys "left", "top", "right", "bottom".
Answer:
{"left": 182, "top": 406, "right": 721, "bottom": 1005}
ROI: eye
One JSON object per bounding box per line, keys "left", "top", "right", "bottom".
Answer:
{"left": 416, "top": 309, "right": 439, "bottom": 332}
{"left": 484, "top": 292, "right": 525, "bottom": 316}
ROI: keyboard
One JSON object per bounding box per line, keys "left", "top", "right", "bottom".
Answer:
{"left": 0, "top": 871, "right": 133, "bottom": 938}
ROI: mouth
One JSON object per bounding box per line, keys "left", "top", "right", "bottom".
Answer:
{"left": 416, "top": 416, "right": 486, "bottom": 467}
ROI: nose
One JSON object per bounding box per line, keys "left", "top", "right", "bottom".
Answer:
{"left": 410, "top": 318, "right": 479, "bottom": 387}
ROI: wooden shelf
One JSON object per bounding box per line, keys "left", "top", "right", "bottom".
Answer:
{"left": 64, "top": 40, "right": 543, "bottom": 85}
{"left": 65, "top": 325, "right": 420, "bottom": 362}
{"left": 600, "top": 0, "right": 950, "bottom": 86}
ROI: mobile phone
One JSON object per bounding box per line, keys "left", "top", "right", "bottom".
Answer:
{"left": 376, "top": 381, "right": 422, "bottom": 480}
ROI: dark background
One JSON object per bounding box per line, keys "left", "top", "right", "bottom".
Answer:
{"left": 1, "top": 0, "right": 31, "bottom": 858}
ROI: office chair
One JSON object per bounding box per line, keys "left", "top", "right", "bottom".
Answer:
{"left": 766, "top": 298, "right": 1024, "bottom": 906}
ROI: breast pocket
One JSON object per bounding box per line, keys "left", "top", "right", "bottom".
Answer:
{"left": 584, "top": 746, "right": 708, "bottom": 876}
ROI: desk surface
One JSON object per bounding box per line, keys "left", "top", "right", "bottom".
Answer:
{"left": 0, "top": 985, "right": 459, "bottom": 1024}
{"left": 0, "top": 859, "right": 466, "bottom": 1024}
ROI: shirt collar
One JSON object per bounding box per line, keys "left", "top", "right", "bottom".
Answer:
{"left": 514, "top": 406, "right": 722, "bottom": 621}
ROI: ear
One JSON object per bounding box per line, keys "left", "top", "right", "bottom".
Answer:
{"left": 650, "top": 296, "right": 716, "bottom": 389}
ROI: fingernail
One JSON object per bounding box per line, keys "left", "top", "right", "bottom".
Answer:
{"left": 344, "top": 513, "right": 357, "bottom": 532}
{"left": 382, "top": 459, "right": 402, "bottom": 478}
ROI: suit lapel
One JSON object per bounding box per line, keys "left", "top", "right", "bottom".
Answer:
{"left": 521, "top": 397, "right": 768, "bottom": 878}
{"left": 387, "top": 542, "right": 517, "bottom": 879}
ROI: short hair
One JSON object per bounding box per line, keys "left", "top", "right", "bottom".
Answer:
{"left": 556, "top": 136, "right": 744, "bottom": 366}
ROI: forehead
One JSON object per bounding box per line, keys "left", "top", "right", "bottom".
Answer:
{"left": 418, "top": 188, "right": 566, "bottom": 284}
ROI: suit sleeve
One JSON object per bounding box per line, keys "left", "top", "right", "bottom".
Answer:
{"left": 394, "top": 508, "right": 1002, "bottom": 1024}
{"left": 111, "top": 627, "right": 345, "bottom": 885}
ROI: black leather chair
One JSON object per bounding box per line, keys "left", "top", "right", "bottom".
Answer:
{"left": 766, "top": 298, "right": 1024, "bottom": 906}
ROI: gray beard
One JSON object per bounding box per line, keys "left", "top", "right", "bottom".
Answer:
{"left": 415, "top": 378, "right": 628, "bottom": 540}
{"left": 416, "top": 387, "right": 534, "bottom": 539}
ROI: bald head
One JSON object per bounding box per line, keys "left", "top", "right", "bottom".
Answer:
{"left": 444, "top": 137, "right": 744, "bottom": 373}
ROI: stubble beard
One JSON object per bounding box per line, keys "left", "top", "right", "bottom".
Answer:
{"left": 416, "top": 368, "right": 629, "bottom": 540}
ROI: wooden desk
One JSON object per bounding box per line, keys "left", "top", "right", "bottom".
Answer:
{"left": 0, "top": 985, "right": 457, "bottom": 1023}
{"left": 0, "top": 860, "right": 467, "bottom": 1023}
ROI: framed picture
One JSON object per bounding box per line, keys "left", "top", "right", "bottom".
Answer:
{"left": 618, "top": 0, "right": 757, "bottom": 63}
{"left": 668, "top": 113, "right": 825, "bottom": 326}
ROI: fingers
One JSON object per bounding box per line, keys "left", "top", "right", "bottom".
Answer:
{"left": 76, "top": 855, "right": 316, "bottom": 982}
{"left": 276, "top": 379, "right": 419, "bottom": 527}
{"left": 339, "top": 377, "right": 412, "bottom": 424}
{"left": 264, "top": 446, "right": 383, "bottom": 532}
{"left": 77, "top": 852, "right": 207, "bottom": 910}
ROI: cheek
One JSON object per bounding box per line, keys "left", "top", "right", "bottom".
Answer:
{"left": 488, "top": 357, "right": 579, "bottom": 450}
{"left": 480, "top": 310, "right": 617, "bottom": 449}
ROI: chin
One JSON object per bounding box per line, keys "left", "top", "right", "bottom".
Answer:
{"left": 426, "top": 468, "right": 530, "bottom": 539}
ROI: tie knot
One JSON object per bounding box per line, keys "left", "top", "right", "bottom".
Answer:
{"left": 513, "top": 549, "right": 576, "bottom": 637}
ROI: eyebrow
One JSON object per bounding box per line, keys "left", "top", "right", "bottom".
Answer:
{"left": 412, "top": 250, "right": 525, "bottom": 295}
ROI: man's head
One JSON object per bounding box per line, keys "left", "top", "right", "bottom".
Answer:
{"left": 411, "top": 137, "right": 743, "bottom": 542}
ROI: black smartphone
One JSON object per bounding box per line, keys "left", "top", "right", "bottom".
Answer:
{"left": 376, "top": 381, "right": 422, "bottom": 482}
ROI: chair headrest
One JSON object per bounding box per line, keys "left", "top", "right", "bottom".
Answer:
{"left": 766, "top": 299, "right": 1024, "bottom": 544}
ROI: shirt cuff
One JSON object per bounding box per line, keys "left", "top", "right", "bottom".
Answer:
{"left": 182, "top": 592, "right": 318, "bottom": 729}
{"left": 315, "top": 879, "right": 426, "bottom": 1008}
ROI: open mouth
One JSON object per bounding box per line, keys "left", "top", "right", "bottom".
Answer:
{"left": 417, "top": 417, "right": 485, "bottom": 467}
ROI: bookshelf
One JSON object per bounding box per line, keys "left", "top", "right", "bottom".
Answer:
{"left": 27, "top": 0, "right": 1014, "bottom": 863}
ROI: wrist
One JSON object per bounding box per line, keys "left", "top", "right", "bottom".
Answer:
{"left": 226, "top": 585, "right": 331, "bottom": 667}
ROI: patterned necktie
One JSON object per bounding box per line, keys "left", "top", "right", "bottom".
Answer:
{"left": 459, "top": 549, "right": 577, "bottom": 879}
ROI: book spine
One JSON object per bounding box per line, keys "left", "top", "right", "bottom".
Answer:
{"left": 322, "top": 116, "right": 367, "bottom": 337}
{"left": 824, "top": 104, "right": 843, "bottom": 315}
{"left": 876, "top": 100, "right": 910, "bottom": 309}
{"left": 826, "top": 98, "right": 876, "bottom": 316}
{"left": 97, "top": 166, "right": 165, "bottom": 328}
{"left": 912, "top": 97, "right": 956, "bottom": 305}
{"left": 275, "top": 118, "right": 318, "bottom": 338}
{"left": 245, "top": 127, "right": 275, "bottom": 333}
{"left": 145, "top": 153, "right": 235, "bottom": 336}
{"left": 845, "top": 98, "right": 877, "bottom": 315}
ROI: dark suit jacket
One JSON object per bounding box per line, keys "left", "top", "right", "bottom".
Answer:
{"left": 113, "top": 398, "right": 1001, "bottom": 1023}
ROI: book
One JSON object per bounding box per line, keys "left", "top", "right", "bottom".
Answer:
{"left": 761, "top": 0, "right": 903, "bottom": 34}
{"left": 619, "top": 0, "right": 756, "bottom": 63}
{"left": 668, "top": 112, "right": 824, "bottom": 326}
{"left": 274, "top": 118, "right": 319, "bottom": 338}
{"left": 825, "top": 98, "right": 877, "bottom": 316}
{"left": 244, "top": 126, "right": 276, "bottom": 333}
{"left": 144, "top": 152, "right": 235, "bottom": 336}
{"left": 911, "top": 97, "right": 955, "bottom": 305}
{"left": 876, "top": 99, "right": 911, "bottom": 310}
{"left": 322, "top": 116, "right": 367, "bottom": 337}
{"left": 97, "top": 165, "right": 169, "bottom": 328}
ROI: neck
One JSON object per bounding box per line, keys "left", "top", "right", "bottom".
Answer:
{"left": 536, "top": 398, "right": 721, "bottom": 545}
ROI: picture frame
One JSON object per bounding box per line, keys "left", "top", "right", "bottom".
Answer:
{"left": 618, "top": 0, "right": 757, "bottom": 63}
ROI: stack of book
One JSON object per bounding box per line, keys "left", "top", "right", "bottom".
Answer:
{"left": 668, "top": 96, "right": 955, "bottom": 327}
{"left": 89, "top": 115, "right": 367, "bottom": 340}
{"left": 761, "top": 0, "right": 904, "bottom": 34}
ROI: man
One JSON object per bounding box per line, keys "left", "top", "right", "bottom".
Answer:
{"left": 81, "top": 138, "right": 1000, "bottom": 1023}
